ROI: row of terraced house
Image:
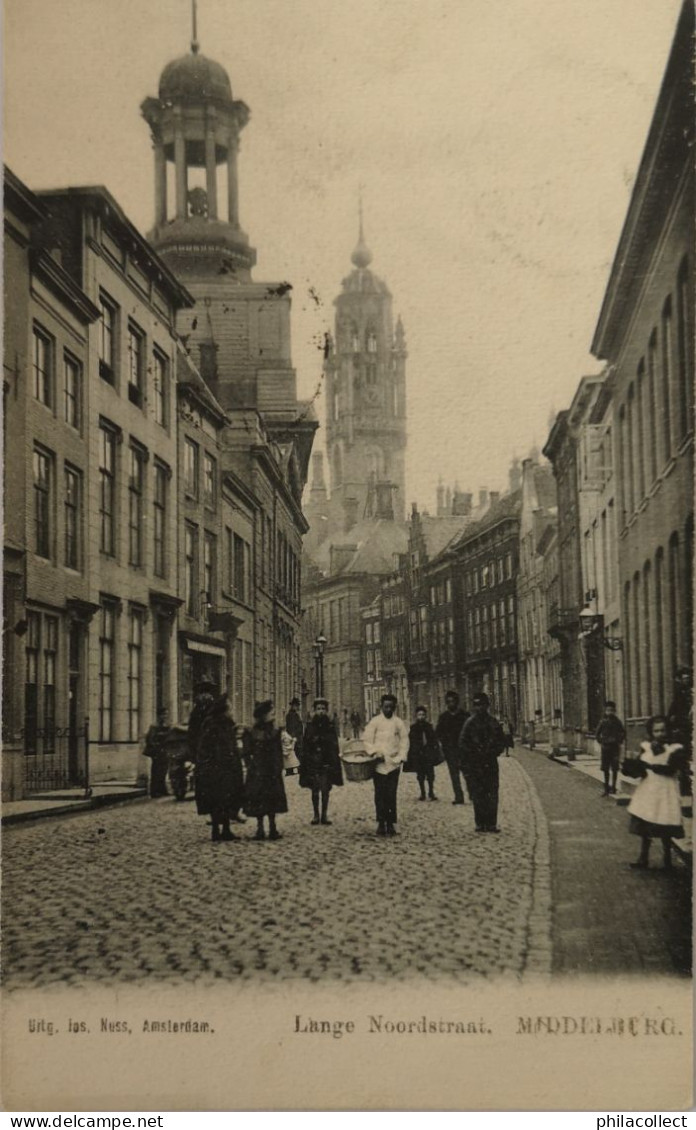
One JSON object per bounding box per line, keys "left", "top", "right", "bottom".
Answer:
{"left": 358, "top": 2, "right": 693, "bottom": 749}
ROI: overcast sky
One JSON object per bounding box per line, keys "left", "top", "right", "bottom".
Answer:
{"left": 4, "top": 0, "right": 683, "bottom": 509}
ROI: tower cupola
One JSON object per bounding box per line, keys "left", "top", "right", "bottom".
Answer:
{"left": 140, "top": 3, "right": 256, "bottom": 278}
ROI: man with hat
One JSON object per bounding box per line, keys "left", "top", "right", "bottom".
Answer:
{"left": 458, "top": 691, "right": 506, "bottom": 832}
{"left": 363, "top": 693, "right": 409, "bottom": 836}
{"left": 435, "top": 690, "right": 470, "bottom": 805}
{"left": 299, "top": 698, "right": 343, "bottom": 825}
{"left": 284, "top": 696, "right": 304, "bottom": 776}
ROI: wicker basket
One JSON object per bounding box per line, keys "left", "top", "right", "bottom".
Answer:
{"left": 340, "top": 752, "right": 377, "bottom": 783}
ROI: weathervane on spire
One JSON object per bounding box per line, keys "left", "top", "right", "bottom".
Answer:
{"left": 351, "top": 184, "right": 372, "bottom": 269}
{"left": 191, "top": 0, "right": 200, "bottom": 54}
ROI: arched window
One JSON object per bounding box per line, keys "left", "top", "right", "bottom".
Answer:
{"left": 668, "top": 532, "right": 681, "bottom": 678}
{"left": 677, "top": 257, "right": 693, "bottom": 442}
{"left": 366, "top": 329, "right": 377, "bottom": 354}
{"left": 623, "top": 581, "right": 632, "bottom": 716}
{"left": 684, "top": 515, "right": 694, "bottom": 668}
{"left": 632, "top": 572, "right": 642, "bottom": 716}
{"left": 654, "top": 546, "right": 665, "bottom": 711}
{"left": 662, "top": 297, "right": 673, "bottom": 465}
{"left": 627, "top": 384, "right": 637, "bottom": 515}
{"left": 647, "top": 331, "right": 659, "bottom": 484}
{"left": 635, "top": 362, "right": 645, "bottom": 502}
{"left": 642, "top": 560, "right": 652, "bottom": 713}
{"left": 351, "top": 324, "right": 360, "bottom": 354}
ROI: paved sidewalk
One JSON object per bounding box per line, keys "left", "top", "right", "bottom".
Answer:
{"left": 517, "top": 748, "right": 692, "bottom": 976}
{"left": 2, "top": 784, "right": 147, "bottom": 825}
{"left": 524, "top": 740, "right": 693, "bottom": 856}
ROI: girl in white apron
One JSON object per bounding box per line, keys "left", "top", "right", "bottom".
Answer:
{"left": 627, "top": 715, "right": 686, "bottom": 870}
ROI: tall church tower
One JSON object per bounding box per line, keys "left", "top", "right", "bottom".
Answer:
{"left": 323, "top": 211, "right": 407, "bottom": 530}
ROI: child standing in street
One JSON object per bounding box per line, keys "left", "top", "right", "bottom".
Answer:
{"left": 627, "top": 715, "right": 686, "bottom": 871}
{"left": 595, "top": 700, "right": 626, "bottom": 796}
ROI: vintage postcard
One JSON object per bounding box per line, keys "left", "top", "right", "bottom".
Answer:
{"left": 2, "top": 0, "right": 693, "bottom": 1112}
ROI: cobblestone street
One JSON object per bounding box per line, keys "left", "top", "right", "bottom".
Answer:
{"left": 3, "top": 758, "right": 549, "bottom": 989}
{"left": 3, "top": 753, "right": 690, "bottom": 991}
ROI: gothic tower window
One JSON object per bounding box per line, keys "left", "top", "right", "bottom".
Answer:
{"left": 366, "top": 329, "right": 377, "bottom": 353}
{"left": 366, "top": 362, "right": 377, "bottom": 385}
{"left": 351, "top": 325, "right": 360, "bottom": 354}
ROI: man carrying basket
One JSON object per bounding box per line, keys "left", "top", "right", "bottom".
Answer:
{"left": 363, "top": 693, "right": 410, "bottom": 837}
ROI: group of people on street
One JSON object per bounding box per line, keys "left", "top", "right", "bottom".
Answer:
{"left": 361, "top": 689, "right": 508, "bottom": 835}
{"left": 143, "top": 665, "right": 691, "bottom": 860}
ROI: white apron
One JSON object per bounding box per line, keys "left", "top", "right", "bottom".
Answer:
{"left": 627, "top": 742, "right": 683, "bottom": 828}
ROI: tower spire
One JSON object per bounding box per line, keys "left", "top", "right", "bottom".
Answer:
{"left": 191, "top": 0, "right": 199, "bottom": 54}
{"left": 351, "top": 188, "right": 372, "bottom": 269}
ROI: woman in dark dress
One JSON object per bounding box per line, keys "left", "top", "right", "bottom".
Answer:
{"left": 299, "top": 697, "right": 343, "bottom": 825}
{"left": 244, "top": 700, "right": 288, "bottom": 841}
{"left": 405, "top": 705, "right": 442, "bottom": 801}
{"left": 194, "top": 695, "right": 245, "bottom": 843}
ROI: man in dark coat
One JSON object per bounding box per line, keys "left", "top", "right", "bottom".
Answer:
{"left": 405, "top": 705, "right": 441, "bottom": 800}
{"left": 143, "top": 707, "right": 171, "bottom": 797}
{"left": 284, "top": 697, "right": 304, "bottom": 777}
{"left": 187, "top": 680, "right": 217, "bottom": 762}
{"left": 195, "top": 695, "right": 245, "bottom": 842}
{"left": 300, "top": 698, "right": 343, "bottom": 825}
{"left": 458, "top": 692, "right": 506, "bottom": 832}
{"left": 350, "top": 709, "right": 362, "bottom": 739}
{"left": 435, "top": 690, "right": 470, "bottom": 805}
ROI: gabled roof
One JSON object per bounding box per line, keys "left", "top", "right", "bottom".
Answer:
{"left": 311, "top": 517, "right": 408, "bottom": 578}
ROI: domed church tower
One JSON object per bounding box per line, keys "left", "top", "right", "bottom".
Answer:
{"left": 323, "top": 207, "right": 408, "bottom": 530}
{"left": 141, "top": 7, "right": 304, "bottom": 423}
{"left": 140, "top": 11, "right": 255, "bottom": 280}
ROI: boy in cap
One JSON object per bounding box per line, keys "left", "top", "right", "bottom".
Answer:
{"left": 595, "top": 700, "right": 626, "bottom": 796}
{"left": 458, "top": 692, "right": 506, "bottom": 832}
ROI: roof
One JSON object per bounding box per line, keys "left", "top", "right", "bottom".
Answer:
{"left": 449, "top": 490, "right": 522, "bottom": 553}
{"left": 159, "top": 51, "right": 233, "bottom": 105}
{"left": 4, "top": 166, "right": 47, "bottom": 226}
{"left": 311, "top": 517, "right": 408, "bottom": 578}
{"left": 419, "top": 514, "right": 473, "bottom": 559}
{"left": 36, "top": 185, "right": 195, "bottom": 310}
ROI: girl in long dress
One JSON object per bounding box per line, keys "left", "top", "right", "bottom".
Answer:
{"left": 627, "top": 715, "right": 686, "bottom": 871}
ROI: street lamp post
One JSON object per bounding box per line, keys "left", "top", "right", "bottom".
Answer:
{"left": 313, "top": 632, "right": 327, "bottom": 699}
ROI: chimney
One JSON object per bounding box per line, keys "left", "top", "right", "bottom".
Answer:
{"left": 489, "top": 490, "right": 500, "bottom": 507}
{"left": 310, "top": 452, "right": 328, "bottom": 500}
{"left": 479, "top": 488, "right": 489, "bottom": 510}
{"left": 198, "top": 341, "right": 219, "bottom": 384}
{"left": 343, "top": 497, "right": 358, "bottom": 532}
{"left": 452, "top": 490, "right": 472, "bottom": 516}
{"left": 445, "top": 485, "right": 453, "bottom": 514}
{"left": 330, "top": 544, "right": 358, "bottom": 575}
{"left": 374, "top": 482, "right": 395, "bottom": 520}
{"left": 436, "top": 480, "right": 445, "bottom": 516}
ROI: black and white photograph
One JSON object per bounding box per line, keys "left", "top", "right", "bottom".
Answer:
{"left": 1, "top": 0, "right": 693, "bottom": 1113}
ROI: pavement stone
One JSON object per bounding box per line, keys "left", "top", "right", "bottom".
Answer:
{"left": 2, "top": 758, "right": 547, "bottom": 989}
